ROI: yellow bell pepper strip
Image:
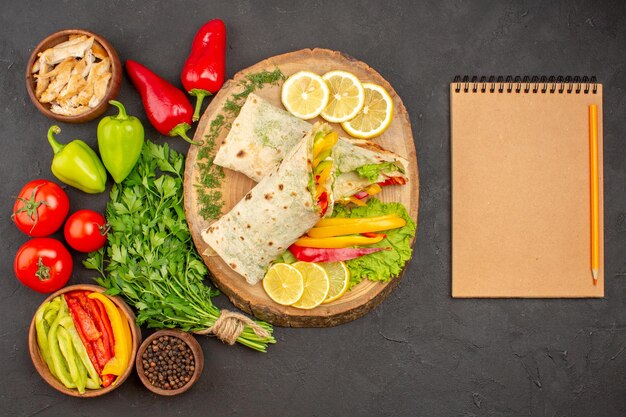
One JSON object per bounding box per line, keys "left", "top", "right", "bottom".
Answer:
{"left": 348, "top": 196, "right": 367, "bottom": 206}
{"left": 365, "top": 183, "right": 382, "bottom": 196}
{"left": 313, "top": 149, "right": 332, "bottom": 168}
{"left": 315, "top": 214, "right": 399, "bottom": 227}
{"left": 308, "top": 216, "right": 406, "bottom": 238}
{"left": 88, "top": 293, "right": 131, "bottom": 377}
{"left": 295, "top": 234, "right": 385, "bottom": 248}
{"left": 312, "top": 132, "right": 338, "bottom": 160}
{"left": 117, "top": 305, "right": 133, "bottom": 367}
{"left": 315, "top": 162, "right": 333, "bottom": 186}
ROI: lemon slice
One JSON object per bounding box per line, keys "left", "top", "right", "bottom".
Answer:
{"left": 290, "top": 262, "right": 330, "bottom": 309}
{"left": 281, "top": 71, "right": 330, "bottom": 120}
{"left": 320, "top": 70, "right": 365, "bottom": 123}
{"left": 341, "top": 83, "right": 394, "bottom": 139}
{"left": 263, "top": 263, "right": 304, "bottom": 306}
{"left": 320, "top": 261, "right": 350, "bottom": 303}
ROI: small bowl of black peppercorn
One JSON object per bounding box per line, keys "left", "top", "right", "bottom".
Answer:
{"left": 136, "top": 329, "right": 204, "bottom": 396}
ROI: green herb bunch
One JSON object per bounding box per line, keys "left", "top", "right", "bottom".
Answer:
{"left": 84, "top": 141, "right": 275, "bottom": 352}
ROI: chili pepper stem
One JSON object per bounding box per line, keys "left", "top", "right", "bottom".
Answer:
{"left": 169, "top": 123, "right": 203, "bottom": 146}
{"left": 47, "top": 125, "right": 64, "bottom": 154}
{"left": 108, "top": 100, "right": 129, "bottom": 120}
{"left": 189, "top": 89, "right": 212, "bottom": 122}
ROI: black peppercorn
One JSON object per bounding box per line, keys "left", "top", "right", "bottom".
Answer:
{"left": 141, "top": 335, "right": 195, "bottom": 391}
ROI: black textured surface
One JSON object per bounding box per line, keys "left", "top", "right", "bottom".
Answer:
{"left": 1, "top": 1, "right": 625, "bottom": 416}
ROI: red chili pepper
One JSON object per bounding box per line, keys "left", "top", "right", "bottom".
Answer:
{"left": 88, "top": 298, "right": 113, "bottom": 361}
{"left": 288, "top": 245, "right": 389, "bottom": 263}
{"left": 126, "top": 60, "right": 201, "bottom": 145}
{"left": 378, "top": 176, "right": 407, "bottom": 187}
{"left": 66, "top": 297, "right": 101, "bottom": 341}
{"left": 182, "top": 19, "right": 226, "bottom": 121}
{"left": 63, "top": 295, "right": 102, "bottom": 374}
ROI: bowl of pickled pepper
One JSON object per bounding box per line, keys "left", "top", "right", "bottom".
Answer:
{"left": 28, "top": 284, "right": 141, "bottom": 397}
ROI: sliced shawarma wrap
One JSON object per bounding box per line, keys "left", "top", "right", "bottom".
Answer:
{"left": 213, "top": 93, "right": 408, "bottom": 200}
{"left": 202, "top": 122, "right": 337, "bottom": 285}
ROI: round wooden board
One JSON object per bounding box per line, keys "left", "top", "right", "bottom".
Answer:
{"left": 184, "top": 48, "right": 419, "bottom": 327}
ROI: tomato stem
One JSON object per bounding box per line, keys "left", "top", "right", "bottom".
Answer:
{"left": 11, "top": 184, "right": 50, "bottom": 233}
{"left": 35, "top": 257, "right": 51, "bottom": 281}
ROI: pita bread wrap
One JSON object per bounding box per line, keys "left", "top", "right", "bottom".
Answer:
{"left": 214, "top": 93, "right": 408, "bottom": 199}
{"left": 202, "top": 122, "right": 335, "bottom": 285}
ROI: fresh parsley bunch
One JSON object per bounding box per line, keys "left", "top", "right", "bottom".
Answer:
{"left": 84, "top": 141, "right": 275, "bottom": 352}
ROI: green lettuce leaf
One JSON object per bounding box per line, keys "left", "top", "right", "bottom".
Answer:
{"left": 331, "top": 198, "right": 416, "bottom": 288}
{"left": 354, "top": 162, "right": 402, "bottom": 182}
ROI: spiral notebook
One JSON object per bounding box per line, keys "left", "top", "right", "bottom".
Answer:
{"left": 451, "top": 76, "right": 604, "bottom": 298}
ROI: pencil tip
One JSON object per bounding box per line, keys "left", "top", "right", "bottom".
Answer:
{"left": 592, "top": 268, "right": 598, "bottom": 284}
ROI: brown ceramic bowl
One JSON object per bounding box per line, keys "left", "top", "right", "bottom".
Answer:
{"left": 28, "top": 284, "right": 141, "bottom": 397}
{"left": 25, "top": 28, "right": 122, "bottom": 123}
{"left": 135, "top": 329, "right": 204, "bottom": 396}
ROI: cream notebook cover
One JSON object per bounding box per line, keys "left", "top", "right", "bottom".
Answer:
{"left": 451, "top": 77, "right": 604, "bottom": 297}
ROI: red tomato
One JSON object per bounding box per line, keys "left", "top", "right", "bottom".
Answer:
{"left": 64, "top": 210, "right": 108, "bottom": 253}
{"left": 14, "top": 238, "right": 73, "bottom": 293}
{"left": 12, "top": 179, "right": 70, "bottom": 237}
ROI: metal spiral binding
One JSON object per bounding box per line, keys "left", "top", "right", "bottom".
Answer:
{"left": 453, "top": 75, "right": 597, "bottom": 94}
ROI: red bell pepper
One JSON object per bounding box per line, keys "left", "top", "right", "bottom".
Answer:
{"left": 71, "top": 291, "right": 92, "bottom": 312}
{"left": 88, "top": 298, "right": 113, "bottom": 360}
{"left": 378, "top": 176, "right": 407, "bottom": 187}
{"left": 182, "top": 19, "right": 226, "bottom": 121}
{"left": 361, "top": 232, "right": 387, "bottom": 239}
{"left": 126, "top": 60, "right": 200, "bottom": 145}
{"left": 63, "top": 295, "right": 102, "bottom": 374}
{"left": 65, "top": 297, "right": 101, "bottom": 341}
{"left": 101, "top": 374, "right": 116, "bottom": 388}
{"left": 318, "top": 192, "right": 329, "bottom": 217}
{"left": 87, "top": 298, "right": 116, "bottom": 386}
{"left": 92, "top": 338, "right": 109, "bottom": 369}
{"left": 288, "top": 245, "right": 389, "bottom": 263}
{"left": 93, "top": 298, "right": 115, "bottom": 350}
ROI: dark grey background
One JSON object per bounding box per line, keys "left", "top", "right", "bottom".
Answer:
{"left": 1, "top": 1, "right": 624, "bottom": 416}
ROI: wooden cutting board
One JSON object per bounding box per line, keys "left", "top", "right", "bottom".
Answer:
{"left": 184, "top": 48, "right": 418, "bottom": 327}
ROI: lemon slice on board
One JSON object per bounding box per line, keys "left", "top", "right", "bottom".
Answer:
{"left": 320, "top": 261, "right": 350, "bottom": 303}
{"left": 320, "top": 70, "right": 365, "bottom": 123}
{"left": 341, "top": 83, "right": 394, "bottom": 139}
{"left": 290, "top": 262, "right": 330, "bottom": 310}
{"left": 263, "top": 263, "right": 304, "bottom": 306}
{"left": 281, "top": 71, "right": 330, "bottom": 120}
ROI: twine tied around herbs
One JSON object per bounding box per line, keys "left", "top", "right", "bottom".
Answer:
{"left": 194, "top": 309, "right": 269, "bottom": 345}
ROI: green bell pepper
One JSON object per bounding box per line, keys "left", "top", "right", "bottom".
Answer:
{"left": 60, "top": 316, "right": 101, "bottom": 386}
{"left": 97, "top": 100, "right": 145, "bottom": 183}
{"left": 57, "top": 326, "right": 86, "bottom": 393}
{"left": 47, "top": 303, "right": 76, "bottom": 389}
{"left": 35, "top": 301, "right": 54, "bottom": 375}
{"left": 47, "top": 125, "right": 107, "bottom": 194}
